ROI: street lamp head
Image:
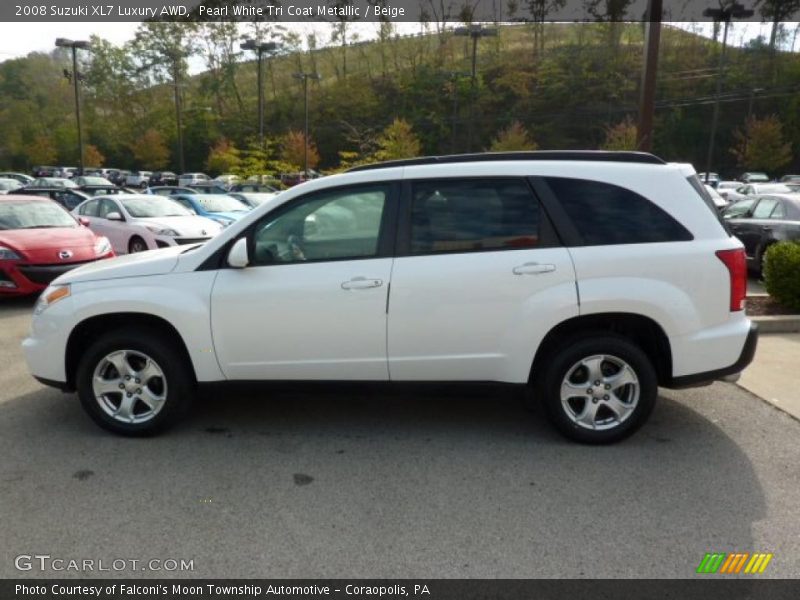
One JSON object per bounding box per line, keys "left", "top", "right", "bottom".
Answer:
{"left": 73, "top": 40, "right": 91, "bottom": 50}
{"left": 55, "top": 38, "right": 74, "bottom": 48}
{"left": 240, "top": 39, "right": 256, "bottom": 51}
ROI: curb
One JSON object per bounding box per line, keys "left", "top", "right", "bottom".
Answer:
{"left": 750, "top": 315, "right": 800, "bottom": 334}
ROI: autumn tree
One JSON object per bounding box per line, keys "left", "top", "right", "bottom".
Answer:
{"left": 84, "top": 144, "right": 105, "bottom": 167}
{"left": 731, "top": 115, "right": 793, "bottom": 174}
{"left": 24, "top": 135, "right": 57, "bottom": 166}
{"left": 129, "top": 129, "right": 170, "bottom": 170}
{"left": 206, "top": 138, "right": 241, "bottom": 174}
{"left": 374, "top": 118, "right": 422, "bottom": 161}
{"left": 490, "top": 121, "right": 538, "bottom": 151}
{"left": 280, "top": 130, "right": 320, "bottom": 171}
{"left": 601, "top": 116, "right": 638, "bottom": 151}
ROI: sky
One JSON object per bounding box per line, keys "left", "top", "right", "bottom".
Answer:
{"left": 0, "top": 21, "right": 793, "bottom": 71}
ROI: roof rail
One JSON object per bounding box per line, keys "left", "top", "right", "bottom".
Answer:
{"left": 347, "top": 151, "right": 666, "bottom": 172}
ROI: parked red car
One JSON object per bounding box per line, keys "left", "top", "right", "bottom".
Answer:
{"left": 0, "top": 195, "right": 115, "bottom": 296}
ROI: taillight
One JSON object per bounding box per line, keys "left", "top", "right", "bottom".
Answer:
{"left": 716, "top": 249, "right": 747, "bottom": 311}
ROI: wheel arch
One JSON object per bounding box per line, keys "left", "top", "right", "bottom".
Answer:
{"left": 65, "top": 312, "right": 197, "bottom": 391}
{"left": 530, "top": 312, "right": 673, "bottom": 387}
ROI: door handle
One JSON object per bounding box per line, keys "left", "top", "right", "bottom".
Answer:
{"left": 761, "top": 226, "right": 772, "bottom": 231}
{"left": 341, "top": 276, "right": 383, "bottom": 290}
{"left": 513, "top": 262, "right": 556, "bottom": 275}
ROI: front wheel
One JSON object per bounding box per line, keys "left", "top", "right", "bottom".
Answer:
{"left": 76, "top": 329, "right": 195, "bottom": 436}
{"left": 535, "top": 335, "right": 657, "bottom": 444}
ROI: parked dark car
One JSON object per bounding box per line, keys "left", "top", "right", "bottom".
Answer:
{"left": 14, "top": 186, "right": 90, "bottom": 211}
{"left": 148, "top": 186, "right": 198, "bottom": 197}
{"left": 107, "top": 169, "right": 130, "bottom": 186}
{"left": 149, "top": 171, "right": 179, "bottom": 186}
{"left": 723, "top": 193, "right": 800, "bottom": 273}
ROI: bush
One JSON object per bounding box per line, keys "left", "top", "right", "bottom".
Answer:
{"left": 763, "top": 241, "right": 800, "bottom": 312}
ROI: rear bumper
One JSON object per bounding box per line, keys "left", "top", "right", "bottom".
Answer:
{"left": 665, "top": 323, "right": 758, "bottom": 389}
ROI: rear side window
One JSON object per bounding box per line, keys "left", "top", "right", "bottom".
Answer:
{"left": 752, "top": 198, "right": 778, "bottom": 219}
{"left": 410, "top": 179, "right": 539, "bottom": 254}
{"left": 79, "top": 200, "right": 99, "bottom": 216}
{"left": 544, "top": 177, "right": 692, "bottom": 245}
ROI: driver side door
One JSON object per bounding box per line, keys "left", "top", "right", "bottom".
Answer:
{"left": 210, "top": 182, "right": 398, "bottom": 381}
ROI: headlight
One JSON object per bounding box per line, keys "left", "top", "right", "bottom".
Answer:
{"left": 145, "top": 225, "right": 179, "bottom": 236}
{"left": 93, "top": 236, "right": 112, "bottom": 256}
{"left": 33, "top": 284, "right": 70, "bottom": 315}
{"left": 0, "top": 245, "right": 21, "bottom": 260}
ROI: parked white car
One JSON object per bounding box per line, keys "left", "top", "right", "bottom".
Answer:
{"left": 722, "top": 182, "right": 792, "bottom": 204}
{"left": 25, "top": 152, "right": 756, "bottom": 443}
{"left": 72, "top": 194, "right": 223, "bottom": 254}
{"left": 213, "top": 174, "right": 240, "bottom": 186}
{"left": 178, "top": 172, "right": 211, "bottom": 187}
{"left": 0, "top": 178, "right": 23, "bottom": 194}
{"left": 125, "top": 171, "right": 152, "bottom": 189}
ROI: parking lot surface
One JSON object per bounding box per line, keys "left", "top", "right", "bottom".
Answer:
{"left": 1, "top": 298, "right": 799, "bottom": 578}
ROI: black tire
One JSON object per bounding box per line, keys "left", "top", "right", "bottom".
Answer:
{"left": 533, "top": 333, "right": 657, "bottom": 444}
{"left": 76, "top": 328, "right": 195, "bottom": 436}
{"left": 128, "top": 236, "right": 148, "bottom": 253}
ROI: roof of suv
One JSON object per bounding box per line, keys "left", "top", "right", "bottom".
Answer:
{"left": 347, "top": 151, "right": 666, "bottom": 172}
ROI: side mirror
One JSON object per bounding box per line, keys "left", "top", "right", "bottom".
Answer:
{"left": 227, "top": 237, "right": 249, "bottom": 268}
{"left": 78, "top": 217, "right": 90, "bottom": 227}
{"left": 106, "top": 211, "right": 123, "bottom": 221}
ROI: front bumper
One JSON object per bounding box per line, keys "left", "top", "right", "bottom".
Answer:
{"left": 666, "top": 323, "right": 759, "bottom": 389}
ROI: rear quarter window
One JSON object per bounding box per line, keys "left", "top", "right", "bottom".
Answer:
{"left": 544, "top": 177, "right": 693, "bottom": 245}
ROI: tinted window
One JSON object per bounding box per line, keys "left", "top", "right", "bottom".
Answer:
{"left": 410, "top": 179, "right": 539, "bottom": 254}
{"left": 752, "top": 198, "right": 778, "bottom": 219}
{"left": 545, "top": 177, "right": 692, "bottom": 245}
{"left": 252, "top": 185, "right": 388, "bottom": 265}
{"left": 771, "top": 202, "right": 786, "bottom": 219}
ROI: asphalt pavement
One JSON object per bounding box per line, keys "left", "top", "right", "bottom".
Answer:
{"left": 1, "top": 297, "right": 799, "bottom": 578}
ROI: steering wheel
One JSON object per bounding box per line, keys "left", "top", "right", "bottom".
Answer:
{"left": 287, "top": 234, "right": 306, "bottom": 261}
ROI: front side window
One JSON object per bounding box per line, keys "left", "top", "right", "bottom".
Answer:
{"left": 79, "top": 199, "right": 100, "bottom": 216}
{"left": 251, "top": 185, "right": 388, "bottom": 265}
{"left": 544, "top": 177, "right": 692, "bottom": 245}
{"left": 723, "top": 199, "right": 756, "bottom": 219}
{"left": 410, "top": 179, "right": 539, "bottom": 254}
{"left": 98, "top": 198, "right": 122, "bottom": 219}
{"left": 752, "top": 198, "right": 778, "bottom": 219}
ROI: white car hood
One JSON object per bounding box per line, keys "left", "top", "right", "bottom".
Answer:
{"left": 136, "top": 215, "right": 222, "bottom": 236}
{"left": 54, "top": 245, "right": 187, "bottom": 285}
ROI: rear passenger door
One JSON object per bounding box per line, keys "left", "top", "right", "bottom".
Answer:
{"left": 387, "top": 177, "right": 578, "bottom": 383}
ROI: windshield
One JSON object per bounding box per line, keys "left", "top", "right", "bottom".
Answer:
{"left": 0, "top": 180, "right": 21, "bottom": 191}
{"left": 195, "top": 195, "right": 248, "bottom": 212}
{"left": 121, "top": 197, "right": 191, "bottom": 218}
{"left": 0, "top": 201, "right": 76, "bottom": 230}
{"left": 34, "top": 178, "right": 77, "bottom": 189}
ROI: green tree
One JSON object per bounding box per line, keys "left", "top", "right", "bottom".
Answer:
{"left": 490, "top": 121, "right": 538, "bottom": 151}
{"left": 205, "top": 138, "right": 241, "bottom": 174}
{"left": 731, "top": 115, "right": 793, "bottom": 174}
{"left": 601, "top": 116, "right": 638, "bottom": 151}
{"left": 374, "top": 118, "right": 421, "bottom": 161}
{"left": 24, "top": 135, "right": 57, "bottom": 166}
{"left": 130, "top": 129, "right": 170, "bottom": 170}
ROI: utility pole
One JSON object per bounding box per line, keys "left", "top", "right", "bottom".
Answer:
{"left": 703, "top": 2, "right": 754, "bottom": 183}
{"left": 454, "top": 25, "right": 497, "bottom": 152}
{"left": 292, "top": 72, "right": 321, "bottom": 178}
{"left": 55, "top": 38, "right": 91, "bottom": 175}
{"left": 637, "top": 0, "right": 662, "bottom": 152}
{"left": 241, "top": 40, "right": 279, "bottom": 150}
{"left": 172, "top": 59, "right": 184, "bottom": 174}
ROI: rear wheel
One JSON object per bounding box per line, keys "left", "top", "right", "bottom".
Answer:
{"left": 128, "top": 236, "right": 148, "bottom": 253}
{"left": 76, "top": 329, "right": 194, "bottom": 436}
{"left": 534, "top": 334, "right": 657, "bottom": 444}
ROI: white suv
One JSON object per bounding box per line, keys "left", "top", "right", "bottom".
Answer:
{"left": 23, "top": 152, "right": 757, "bottom": 443}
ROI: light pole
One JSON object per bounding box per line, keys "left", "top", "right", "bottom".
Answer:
{"left": 241, "top": 40, "right": 279, "bottom": 150}
{"left": 292, "top": 72, "right": 321, "bottom": 178}
{"left": 454, "top": 25, "right": 497, "bottom": 152}
{"left": 703, "top": 2, "right": 754, "bottom": 183}
{"left": 55, "top": 38, "right": 91, "bottom": 175}
{"left": 637, "top": 0, "right": 662, "bottom": 152}
{"left": 445, "top": 71, "right": 470, "bottom": 153}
